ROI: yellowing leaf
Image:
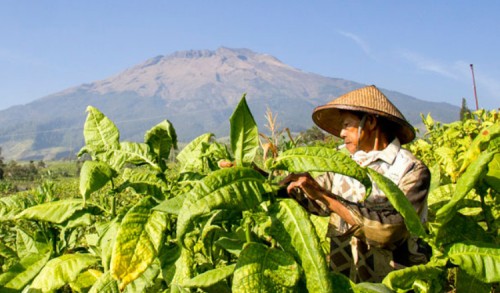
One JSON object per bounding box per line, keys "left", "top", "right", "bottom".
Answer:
{"left": 30, "top": 254, "right": 98, "bottom": 292}
{"left": 110, "top": 197, "right": 166, "bottom": 290}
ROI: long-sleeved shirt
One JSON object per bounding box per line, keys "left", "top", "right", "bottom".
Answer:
{"left": 292, "top": 138, "right": 431, "bottom": 282}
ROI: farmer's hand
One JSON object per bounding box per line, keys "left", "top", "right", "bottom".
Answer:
{"left": 279, "top": 173, "right": 325, "bottom": 201}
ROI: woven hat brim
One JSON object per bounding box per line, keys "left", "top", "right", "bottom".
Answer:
{"left": 312, "top": 104, "right": 416, "bottom": 144}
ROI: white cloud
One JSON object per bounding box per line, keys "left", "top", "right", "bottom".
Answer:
{"left": 337, "top": 30, "right": 372, "bottom": 57}
{"left": 399, "top": 50, "right": 459, "bottom": 79}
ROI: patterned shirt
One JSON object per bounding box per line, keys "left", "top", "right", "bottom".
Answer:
{"left": 293, "top": 138, "right": 430, "bottom": 282}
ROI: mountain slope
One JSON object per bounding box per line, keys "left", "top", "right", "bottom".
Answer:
{"left": 0, "top": 47, "right": 459, "bottom": 160}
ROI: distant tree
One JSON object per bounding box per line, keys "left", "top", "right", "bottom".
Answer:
{"left": 459, "top": 97, "right": 472, "bottom": 120}
{"left": 4, "top": 160, "right": 39, "bottom": 181}
{"left": 0, "top": 147, "right": 4, "bottom": 179}
{"left": 298, "top": 126, "right": 343, "bottom": 149}
{"left": 300, "top": 126, "right": 326, "bottom": 144}
{"left": 29, "top": 161, "right": 38, "bottom": 178}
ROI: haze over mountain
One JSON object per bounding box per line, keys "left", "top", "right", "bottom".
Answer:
{"left": 0, "top": 47, "right": 459, "bottom": 160}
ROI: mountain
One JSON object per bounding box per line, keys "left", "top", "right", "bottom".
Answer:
{"left": 0, "top": 47, "right": 460, "bottom": 160}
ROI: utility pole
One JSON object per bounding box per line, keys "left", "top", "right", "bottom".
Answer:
{"left": 470, "top": 64, "right": 479, "bottom": 110}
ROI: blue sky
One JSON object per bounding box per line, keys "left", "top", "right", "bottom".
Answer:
{"left": 0, "top": 1, "right": 498, "bottom": 111}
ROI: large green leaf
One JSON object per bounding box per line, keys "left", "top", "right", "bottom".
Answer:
{"left": 144, "top": 119, "right": 178, "bottom": 170}
{"left": 269, "top": 199, "right": 333, "bottom": 292}
{"left": 176, "top": 167, "right": 266, "bottom": 243}
{"left": 30, "top": 253, "right": 98, "bottom": 292}
{"left": 183, "top": 264, "right": 236, "bottom": 288}
{"left": 0, "top": 193, "right": 35, "bottom": 221}
{"left": 170, "top": 248, "right": 194, "bottom": 292}
{"left": 82, "top": 106, "right": 120, "bottom": 153}
{"left": 366, "top": 168, "right": 428, "bottom": 239}
{"left": 153, "top": 193, "right": 189, "bottom": 215}
{"left": 120, "top": 168, "right": 167, "bottom": 199}
{"left": 485, "top": 153, "right": 500, "bottom": 192}
{"left": 232, "top": 243, "right": 300, "bottom": 293}
{"left": 16, "top": 227, "right": 47, "bottom": 259}
{"left": 97, "top": 217, "right": 121, "bottom": 271}
{"left": 102, "top": 142, "right": 160, "bottom": 171}
{"left": 0, "top": 250, "right": 51, "bottom": 291}
{"left": 176, "top": 133, "right": 214, "bottom": 172}
{"left": 123, "top": 258, "right": 161, "bottom": 293}
{"left": 110, "top": 197, "right": 167, "bottom": 290}
{"left": 89, "top": 271, "right": 119, "bottom": 293}
{"left": 79, "top": 160, "right": 116, "bottom": 203}
{"left": 63, "top": 208, "right": 97, "bottom": 230}
{"left": 446, "top": 242, "right": 500, "bottom": 283}
{"left": 269, "top": 146, "right": 372, "bottom": 196}
{"left": 455, "top": 267, "right": 493, "bottom": 293}
{"left": 16, "top": 199, "right": 86, "bottom": 224}
{"left": 215, "top": 237, "right": 245, "bottom": 257}
{"left": 69, "top": 269, "right": 101, "bottom": 293}
{"left": 230, "top": 95, "right": 259, "bottom": 167}
{"left": 436, "top": 151, "right": 496, "bottom": 224}
{"left": 310, "top": 214, "right": 330, "bottom": 255}
{"left": 434, "top": 214, "right": 495, "bottom": 246}
{"left": 382, "top": 263, "right": 444, "bottom": 292}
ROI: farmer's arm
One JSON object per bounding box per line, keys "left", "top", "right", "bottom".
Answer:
{"left": 282, "top": 162, "right": 430, "bottom": 247}
{"left": 281, "top": 172, "right": 356, "bottom": 225}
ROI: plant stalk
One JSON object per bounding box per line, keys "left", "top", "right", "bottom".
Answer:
{"left": 244, "top": 221, "right": 252, "bottom": 244}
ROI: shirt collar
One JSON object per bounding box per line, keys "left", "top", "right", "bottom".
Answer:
{"left": 351, "top": 138, "right": 400, "bottom": 166}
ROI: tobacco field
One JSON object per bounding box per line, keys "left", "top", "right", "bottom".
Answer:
{"left": 0, "top": 95, "right": 498, "bottom": 292}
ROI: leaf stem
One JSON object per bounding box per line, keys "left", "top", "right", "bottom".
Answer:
{"left": 244, "top": 220, "right": 252, "bottom": 244}
{"left": 110, "top": 179, "right": 116, "bottom": 217}
{"left": 478, "top": 187, "right": 494, "bottom": 233}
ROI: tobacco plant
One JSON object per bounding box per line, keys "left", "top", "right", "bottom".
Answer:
{"left": 0, "top": 96, "right": 498, "bottom": 292}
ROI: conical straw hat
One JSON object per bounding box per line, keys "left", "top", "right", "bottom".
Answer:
{"left": 312, "top": 85, "right": 415, "bottom": 144}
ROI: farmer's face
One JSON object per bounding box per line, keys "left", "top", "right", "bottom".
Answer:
{"left": 339, "top": 112, "right": 377, "bottom": 154}
{"left": 339, "top": 112, "right": 361, "bottom": 154}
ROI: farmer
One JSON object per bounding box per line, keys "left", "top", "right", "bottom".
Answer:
{"left": 281, "top": 85, "right": 430, "bottom": 282}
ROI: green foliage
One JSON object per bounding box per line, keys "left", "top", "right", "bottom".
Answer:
{"left": 30, "top": 253, "right": 98, "bottom": 291}
{"left": 176, "top": 167, "right": 267, "bottom": 244}
{"left": 269, "top": 146, "right": 372, "bottom": 195}
{"left": 232, "top": 243, "right": 300, "bottom": 292}
{"left": 110, "top": 197, "right": 166, "bottom": 290}
{"left": 16, "top": 199, "right": 98, "bottom": 224}
{"left": 0, "top": 249, "right": 51, "bottom": 291}
{"left": 230, "top": 95, "right": 259, "bottom": 167}
{"left": 396, "top": 109, "right": 500, "bottom": 291}
{"left": 382, "top": 263, "right": 444, "bottom": 292}
{"left": 0, "top": 98, "right": 498, "bottom": 292}
{"left": 79, "top": 161, "right": 116, "bottom": 204}
{"left": 183, "top": 263, "right": 236, "bottom": 288}
{"left": 410, "top": 109, "right": 499, "bottom": 183}
{"left": 268, "top": 199, "right": 333, "bottom": 292}
{"left": 446, "top": 242, "right": 500, "bottom": 283}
